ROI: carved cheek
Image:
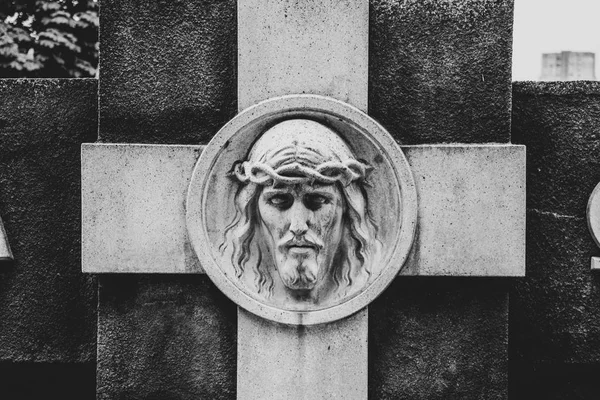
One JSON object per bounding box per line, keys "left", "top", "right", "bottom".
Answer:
{"left": 328, "top": 200, "right": 344, "bottom": 238}
{"left": 317, "top": 204, "right": 342, "bottom": 236}
{"left": 276, "top": 212, "right": 290, "bottom": 238}
{"left": 258, "top": 202, "right": 282, "bottom": 240}
{"left": 273, "top": 210, "right": 292, "bottom": 240}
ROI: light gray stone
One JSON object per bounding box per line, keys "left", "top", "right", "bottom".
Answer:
{"left": 0, "top": 215, "right": 13, "bottom": 263}
{"left": 402, "top": 145, "right": 526, "bottom": 277}
{"left": 587, "top": 181, "right": 600, "bottom": 248}
{"left": 82, "top": 143, "right": 525, "bottom": 277}
{"left": 236, "top": 2, "right": 370, "bottom": 397}
{"left": 237, "top": 307, "right": 367, "bottom": 400}
{"left": 588, "top": 182, "right": 600, "bottom": 270}
{"left": 185, "top": 95, "right": 417, "bottom": 325}
{"left": 238, "top": 0, "right": 368, "bottom": 112}
{"left": 81, "top": 144, "right": 204, "bottom": 273}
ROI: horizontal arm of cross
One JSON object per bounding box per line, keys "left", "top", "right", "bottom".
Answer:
{"left": 82, "top": 143, "right": 525, "bottom": 277}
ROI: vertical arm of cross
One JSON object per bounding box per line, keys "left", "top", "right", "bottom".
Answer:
{"left": 236, "top": 1, "right": 369, "bottom": 399}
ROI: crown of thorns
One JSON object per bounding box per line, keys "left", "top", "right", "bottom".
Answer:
{"left": 231, "top": 159, "right": 373, "bottom": 186}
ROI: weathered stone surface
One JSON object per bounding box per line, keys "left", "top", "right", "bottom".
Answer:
{"left": 99, "top": 0, "right": 237, "bottom": 144}
{"left": 0, "top": 79, "right": 98, "bottom": 362}
{"left": 96, "top": 277, "right": 508, "bottom": 400}
{"left": 186, "top": 96, "right": 419, "bottom": 326}
{"left": 238, "top": 0, "right": 368, "bottom": 111}
{"left": 369, "top": 0, "right": 513, "bottom": 144}
{"left": 370, "top": 278, "right": 509, "bottom": 400}
{"left": 509, "top": 364, "right": 600, "bottom": 400}
{"left": 236, "top": 3, "right": 369, "bottom": 395}
{"left": 404, "top": 145, "right": 525, "bottom": 277}
{"left": 510, "top": 82, "right": 600, "bottom": 397}
{"left": 238, "top": 308, "right": 367, "bottom": 400}
{"left": 82, "top": 144, "right": 204, "bottom": 273}
{"left": 513, "top": 82, "right": 600, "bottom": 217}
{"left": 0, "top": 362, "right": 96, "bottom": 399}
{"left": 97, "top": 275, "right": 237, "bottom": 400}
{"left": 83, "top": 144, "right": 523, "bottom": 277}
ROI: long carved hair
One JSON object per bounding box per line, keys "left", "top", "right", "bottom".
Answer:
{"left": 220, "top": 180, "right": 381, "bottom": 298}
{"left": 220, "top": 119, "right": 382, "bottom": 299}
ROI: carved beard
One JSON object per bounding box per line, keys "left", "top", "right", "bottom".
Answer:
{"left": 276, "top": 247, "right": 320, "bottom": 290}
{"left": 268, "top": 230, "right": 327, "bottom": 292}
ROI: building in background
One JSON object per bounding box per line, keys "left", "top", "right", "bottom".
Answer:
{"left": 540, "top": 51, "right": 596, "bottom": 81}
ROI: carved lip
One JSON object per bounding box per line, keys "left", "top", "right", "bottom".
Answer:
{"left": 287, "top": 246, "right": 316, "bottom": 254}
{"left": 284, "top": 241, "right": 320, "bottom": 251}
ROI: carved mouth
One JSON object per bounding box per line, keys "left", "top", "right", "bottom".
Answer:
{"left": 285, "top": 238, "right": 321, "bottom": 250}
{"left": 286, "top": 243, "right": 318, "bottom": 252}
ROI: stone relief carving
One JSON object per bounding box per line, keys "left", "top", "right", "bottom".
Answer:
{"left": 186, "top": 95, "right": 418, "bottom": 325}
{"left": 220, "top": 120, "right": 382, "bottom": 307}
{"left": 588, "top": 182, "right": 600, "bottom": 269}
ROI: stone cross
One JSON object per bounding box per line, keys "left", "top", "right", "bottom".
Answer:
{"left": 82, "top": 1, "right": 525, "bottom": 398}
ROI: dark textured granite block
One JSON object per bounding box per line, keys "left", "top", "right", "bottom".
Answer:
{"left": 97, "top": 275, "right": 237, "bottom": 400}
{"left": 510, "top": 81, "right": 600, "bottom": 399}
{"left": 512, "top": 81, "right": 600, "bottom": 216}
{"left": 99, "top": 0, "right": 237, "bottom": 144}
{"left": 0, "top": 79, "right": 98, "bottom": 362}
{"left": 511, "top": 81, "right": 600, "bottom": 363}
{"left": 369, "top": 0, "right": 514, "bottom": 144}
{"left": 0, "top": 362, "right": 96, "bottom": 399}
{"left": 370, "top": 278, "right": 509, "bottom": 400}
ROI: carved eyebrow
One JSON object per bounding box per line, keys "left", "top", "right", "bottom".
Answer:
{"left": 263, "top": 185, "right": 292, "bottom": 192}
{"left": 263, "top": 183, "right": 338, "bottom": 195}
{"left": 304, "top": 191, "right": 336, "bottom": 201}
{"left": 302, "top": 184, "right": 337, "bottom": 193}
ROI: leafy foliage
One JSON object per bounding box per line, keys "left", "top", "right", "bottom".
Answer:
{"left": 0, "top": 0, "right": 98, "bottom": 77}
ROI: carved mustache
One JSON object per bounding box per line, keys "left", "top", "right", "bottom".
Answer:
{"left": 277, "top": 231, "right": 324, "bottom": 252}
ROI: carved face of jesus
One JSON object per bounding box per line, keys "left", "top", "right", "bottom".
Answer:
{"left": 258, "top": 182, "right": 344, "bottom": 292}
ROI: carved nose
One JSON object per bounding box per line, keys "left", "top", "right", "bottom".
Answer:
{"left": 289, "top": 204, "right": 309, "bottom": 236}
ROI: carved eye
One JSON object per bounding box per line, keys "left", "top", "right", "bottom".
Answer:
{"left": 303, "top": 194, "right": 330, "bottom": 211}
{"left": 267, "top": 193, "right": 294, "bottom": 210}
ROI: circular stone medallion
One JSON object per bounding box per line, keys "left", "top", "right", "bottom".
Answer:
{"left": 588, "top": 182, "right": 600, "bottom": 248}
{"left": 186, "top": 95, "right": 417, "bottom": 325}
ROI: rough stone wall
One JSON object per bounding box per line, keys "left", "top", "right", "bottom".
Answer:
{"left": 98, "top": 0, "right": 237, "bottom": 144}
{"left": 0, "top": 79, "right": 98, "bottom": 398}
{"left": 510, "top": 81, "right": 600, "bottom": 399}
{"left": 370, "top": 278, "right": 508, "bottom": 400}
{"left": 96, "top": 1, "right": 240, "bottom": 398}
{"left": 97, "top": 276, "right": 237, "bottom": 400}
{"left": 370, "top": 0, "right": 513, "bottom": 144}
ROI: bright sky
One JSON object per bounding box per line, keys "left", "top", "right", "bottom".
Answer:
{"left": 512, "top": 0, "right": 600, "bottom": 81}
